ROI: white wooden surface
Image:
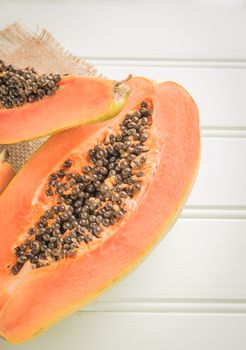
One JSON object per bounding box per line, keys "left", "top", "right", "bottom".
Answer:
{"left": 1, "top": 1, "right": 246, "bottom": 349}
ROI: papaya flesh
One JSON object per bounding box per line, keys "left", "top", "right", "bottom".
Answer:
{"left": 0, "top": 77, "right": 200, "bottom": 343}
{"left": 0, "top": 75, "right": 128, "bottom": 144}
{"left": 0, "top": 150, "right": 15, "bottom": 195}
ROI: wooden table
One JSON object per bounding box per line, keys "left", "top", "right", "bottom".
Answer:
{"left": 0, "top": 1, "right": 246, "bottom": 349}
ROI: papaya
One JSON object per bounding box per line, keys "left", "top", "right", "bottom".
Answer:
{"left": 0, "top": 75, "right": 128, "bottom": 144}
{"left": 0, "top": 77, "right": 200, "bottom": 343}
{"left": 0, "top": 150, "right": 15, "bottom": 194}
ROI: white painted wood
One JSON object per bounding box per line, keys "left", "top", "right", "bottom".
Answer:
{"left": 2, "top": 313, "right": 246, "bottom": 350}
{"left": 181, "top": 207, "right": 246, "bottom": 220}
{"left": 83, "top": 300, "right": 246, "bottom": 313}
{"left": 186, "top": 138, "right": 246, "bottom": 207}
{"left": 94, "top": 63, "right": 246, "bottom": 128}
{"left": 1, "top": 1, "right": 246, "bottom": 60}
{"left": 1, "top": 0, "right": 246, "bottom": 348}
{"left": 89, "top": 219, "right": 246, "bottom": 302}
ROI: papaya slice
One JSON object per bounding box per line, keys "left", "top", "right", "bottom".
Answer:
{"left": 0, "top": 75, "right": 128, "bottom": 144}
{"left": 0, "top": 77, "right": 200, "bottom": 343}
{"left": 0, "top": 150, "right": 15, "bottom": 195}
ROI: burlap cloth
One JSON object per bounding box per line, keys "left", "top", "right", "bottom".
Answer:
{"left": 0, "top": 22, "right": 98, "bottom": 171}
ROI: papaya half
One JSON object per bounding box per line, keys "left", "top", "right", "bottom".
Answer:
{"left": 0, "top": 150, "right": 15, "bottom": 195}
{"left": 0, "top": 75, "right": 128, "bottom": 144}
{"left": 0, "top": 77, "right": 200, "bottom": 343}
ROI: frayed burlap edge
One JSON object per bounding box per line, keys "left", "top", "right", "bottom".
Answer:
{"left": 0, "top": 21, "right": 97, "bottom": 76}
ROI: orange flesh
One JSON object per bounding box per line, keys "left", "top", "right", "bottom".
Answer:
{"left": 6, "top": 97, "right": 155, "bottom": 271}
{"left": 0, "top": 76, "right": 124, "bottom": 144}
{"left": 0, "top": 77, "right": 200, "bottom": 343}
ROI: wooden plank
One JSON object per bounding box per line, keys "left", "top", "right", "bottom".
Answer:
{"left": 2, "top": 312, "right": 246, "bottom": 350}
{"left": 186, "top": 138, "right": 246, "bottom": 207}
{"left": 92, "top": 219, "right": 246, "bottom": 301}
{"left": 1, "top": 1, "right": 246, "bottom": 60}
{"left": 0, "top": 3, "right": 245, "bottom": 349}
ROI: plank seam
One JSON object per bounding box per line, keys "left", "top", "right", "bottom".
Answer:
{"left": 201, "top": 127, "right": 246, "bottom": 138}
{"left": 182, "top": 206, "right": 246, "bottom": 220}
{"left": 89, "top": 57, "right": 246, "bottom": 69}
{"left": 78, "top": 300, "right": 246, "bottom": 314}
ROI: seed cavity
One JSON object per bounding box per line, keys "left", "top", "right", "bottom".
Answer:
{"left": 0, "top": 60, "right": 61, "bottom": 109}
{"left": 10, "top": 101, "right": 152, "bottom": 275}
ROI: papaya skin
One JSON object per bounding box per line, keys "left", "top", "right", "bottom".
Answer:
{"left": 0, "top": 78, "right": 200, "bottom": 343}
{"left": 0, "top": 150, "right": 15, "bottom": 195}
{"left": 0, "top": 75, "right": 129, "bottom": 144}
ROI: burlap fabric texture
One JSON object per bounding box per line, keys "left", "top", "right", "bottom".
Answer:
{"left": 0, "top": 22, "right": 97, "bottom": 171}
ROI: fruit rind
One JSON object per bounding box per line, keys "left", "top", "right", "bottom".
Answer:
{"left": 0, "top": 78, "right": 200, "bottom": 344}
